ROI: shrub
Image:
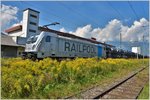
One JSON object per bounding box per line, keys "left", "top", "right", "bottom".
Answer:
{"left": 1, "top": 58, "right": 149, "bottom": 98}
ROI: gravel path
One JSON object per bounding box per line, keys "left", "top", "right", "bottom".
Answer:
{"left": 65, "top": 67, "right": 149, "bottom": 99}
{"left": 100, "top": 68, "right": 149, "bottom": 99}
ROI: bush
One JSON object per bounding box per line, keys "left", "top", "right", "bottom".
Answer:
{"left": 1, "top": 57, "right": 149, "bottom": 98}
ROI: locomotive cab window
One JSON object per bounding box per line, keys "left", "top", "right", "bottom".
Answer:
{"left": 45, "top": 36, "right": 51, "bottom": 42}
{"left": 27, "top": 35, "right": 38, "bottom": 44}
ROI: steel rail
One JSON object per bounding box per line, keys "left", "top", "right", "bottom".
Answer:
{"left": 94, "top": 66, "right": 147, "bottom": 99}
{"left": 65, "top": 66, "right": 147, "bottom": 99}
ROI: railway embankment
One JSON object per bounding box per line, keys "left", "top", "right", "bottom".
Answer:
{"left": 66, "top": 66, "right": 148, "bottom": 99}
{"left": 1, "top": 58, "right": 149, "bottom": 99}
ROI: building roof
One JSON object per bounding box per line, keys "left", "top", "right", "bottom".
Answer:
{"left": 23, "top": 8, "right": 40, "bottom": 13}
{"left": 1, "top": 32, "right": 24, "bottom": 47}
{"left": 5, "top": 25, "right": 115, "bottom": 47}
{"left": 5, "top": 25, "right": 22, "bottom": 33}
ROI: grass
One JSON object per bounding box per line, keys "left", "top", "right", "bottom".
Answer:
{"left": 138, "top": 82, "right": 149, "bottom": 99}
{"left": 1, "top": 58, "right": 149, "bottom": 99}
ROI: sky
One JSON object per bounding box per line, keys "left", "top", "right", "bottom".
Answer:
{"left": 1, "top": 1, "right": 149, "bottom": 55}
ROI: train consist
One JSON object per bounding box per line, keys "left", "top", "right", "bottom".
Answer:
{"left": 106, "top": 47, "right": 146, "bottom": 58}
{"left": 22, "top": 28, "right": 147, "bottom": 60}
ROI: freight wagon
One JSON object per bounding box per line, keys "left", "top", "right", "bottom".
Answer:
{"left": 22, "top": 31, "right": 106, "bottom": 60}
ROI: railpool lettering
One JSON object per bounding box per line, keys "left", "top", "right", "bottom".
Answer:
{"left": 78, "top": 44, "right": 83, "bottom": 52}
{"left": 65, "top": 42, "right": 70, "bottom": 51}
{"left": 87, "top": 46, "right": 90, "bottom": 53}
{"left": 64, "top": 42, "right": 96, "bottom": 53}
{"left": 71, "top": 43, "right": 76, "bottom": 51}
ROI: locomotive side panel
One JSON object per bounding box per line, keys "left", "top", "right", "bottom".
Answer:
{"left": 98, "top": 46, "right": 102, "bottom": 57}
{"left": 57, "top": 37, "right": 98, "bottom": 58}
{"left": 37, "top": 35, "right": 58, "bottom": 58}
{"left": 97, "top": 45, "right": 106, "bottom": 58}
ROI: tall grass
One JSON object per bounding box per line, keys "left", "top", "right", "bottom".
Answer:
{"left": 1, "top": 58, "right": 149, "bottom": 99}
{"left": 138, "top": 83, "right": 149, "bottom": 99}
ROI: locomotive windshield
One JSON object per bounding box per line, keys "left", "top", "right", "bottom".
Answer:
{"left": 27, "top": 35, "right": 39, "bottom": 44}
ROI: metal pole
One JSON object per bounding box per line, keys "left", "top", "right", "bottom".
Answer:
{"left": 142, "top": 35, "right": 144, "bottom": 64}
{"left": 143, "top": 35, "right": 144, "bottom": 59}
{"left": 120, "top": 33, "right": 122, "bottom": 49}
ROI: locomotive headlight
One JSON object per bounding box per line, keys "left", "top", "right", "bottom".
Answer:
{"left": 32, "top": 45, "right": 36, "bottom": 50}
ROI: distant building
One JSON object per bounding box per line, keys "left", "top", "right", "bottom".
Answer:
{"left": 1, "top": 32, "right": 24, "bottom": 57}
{"left": 132, "top": 47, "right": 141, "bottom": 54}
{"left": 5, "top": 8, "right": 40, "bottom": 45}
{"left": 1, "top": 8, "right": 40, "bottom": 58}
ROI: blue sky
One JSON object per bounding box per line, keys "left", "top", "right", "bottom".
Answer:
{"left": 2, "top": 1, "right": 149, "bottom": 31}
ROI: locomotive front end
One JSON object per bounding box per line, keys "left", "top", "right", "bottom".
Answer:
{"left": 22, "top": 35, "right": 39, "bottom": 60}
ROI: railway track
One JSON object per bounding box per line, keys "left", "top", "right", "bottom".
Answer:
{"left": 65, "top": 66, "right": 149, "bottom": 99}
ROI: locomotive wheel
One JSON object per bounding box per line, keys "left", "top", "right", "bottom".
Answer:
{"left": 31, "top": 56, "right": 36, "bottom": 61}
{"left": 22, "top": 56, "right": 27, "bottom": 60}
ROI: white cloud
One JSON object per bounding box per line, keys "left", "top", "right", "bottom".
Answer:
{"left": 60, "top": 27, "right": 67, "bottom": 32}
{"left": 72, "top": 25, "right": 95, "bottom": 38}
{"left": 123, "top": 18, "right": 149, "bottom": 42}
{"left": 1, "top": 4, "right": 19, "bottom": 31}
{"left": 62, "top": 18, "right": 149, "bottom": 42}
